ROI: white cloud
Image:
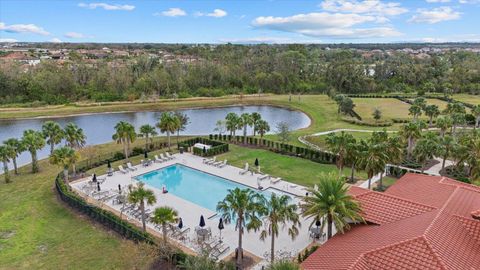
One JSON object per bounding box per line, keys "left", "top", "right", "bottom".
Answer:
{"left": 0, "top": 22, "right": 50, "bottom": 35}
{"left": 156, "top": 8, "right": 187, "bottom": 17}
{"left": 50, "top": 38, "right": 63, "bottom": 43}
{"left": 78, "top": 2, "right": 135, "bottom": 11}
{"left": 459, "top": 0, "right": 480, "bottom": 4}
{"left": 319, "top": 0, "right": 408, "bottom": 16}
{"left": 425, "top": 0, "right": 451, "bottom": 3}
{"left": 252, "top": 12, "right": 402, "bottom": 39}
{"left": 64, "top": 32, "right": 92, "bottom": 38}
{"left": 0, "top": 38, "right": 18, "bottom": 43}
{"left": 409, "top": 6, "right": 461, "bottom": 24}
{"left": 420, "top": 34, "right": 480, "bottom": 42}
{"left": 196, "top": 9, "right": 228, "bottom": 18}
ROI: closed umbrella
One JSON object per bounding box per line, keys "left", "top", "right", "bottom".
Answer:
{"left": 144, "top": 151, "right": 148, "bottom": 158}
{"left": 107, "top": 160, "right": 111, "bottom": 169}
{"left": 178, "top": 218, "right": 183, "bottom": 229}
{"left": 218, "top": 218, "right": 224, "bottom": 243}
{"left": 254, "top": 158, "right": 259, "bottom": 167}
{"left": 118, "top": 184, "right": 122, "bottom": 193}
{"left": 97, "top": 182, "right": 101, "bottom": 192}
{"left": 92, "top": 174, "right": 97, "bottom": 183}
{"left": 199, "top": 215, "right": 206, "bottom": 228}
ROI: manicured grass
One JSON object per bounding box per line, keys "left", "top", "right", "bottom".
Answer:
{"left": 425, "top": 98, "right": 449, "bottom": 111}
{"left": 352, "top": 98, "right": 412, "bottom": 121}
{"left": 217, "top": 144, "right": 368, "bottom": 188}
{"left": 305, "top": 132, "right": 374, "bottom": 149}
{"left": 452, "top": 94, "right": 480, "bottom": 105}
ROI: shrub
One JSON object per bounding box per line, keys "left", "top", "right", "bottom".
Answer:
{"left": 113, "top": 151, "right": 125, "bottom": 160}
{"left": 132, "top": 147, "right": 145, "bottom": 156}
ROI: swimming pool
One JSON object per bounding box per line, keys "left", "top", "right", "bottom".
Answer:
{"left": 136, "top": 164, "right": 293, "bottom": 212}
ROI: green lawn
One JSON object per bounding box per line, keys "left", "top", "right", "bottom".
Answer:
{"left": 352, "top": 98, "right": 412, "bottom": 121}
{"left": 452, "top": 94, "right": 480, "bottom": 105}
{"left": 305, "top": 132, "right": 374, "bottom": 149}
{"left": 217, "top": 144, "right": 368, "bottom": 188}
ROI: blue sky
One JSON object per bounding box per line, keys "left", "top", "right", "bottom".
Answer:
{"left": 1, "top": 0, "right": 480, "bottom": 44}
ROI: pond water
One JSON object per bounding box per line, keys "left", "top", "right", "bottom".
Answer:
{"left": 0, "top": 105, "right": 310, "bottom": 172}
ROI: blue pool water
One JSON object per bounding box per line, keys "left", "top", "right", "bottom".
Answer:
{"left": 136, "top": 164, "right": 293, "bottom": 212}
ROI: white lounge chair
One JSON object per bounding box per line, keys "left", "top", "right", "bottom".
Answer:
{"left": 159, "top": 153, "right": 170, "bottom": 162}
{"left": 270, "top": 177, "right": 281, "bottom": 184}
{"left": 118, "top": 165, "right": 128, "bottom": 174}
{"left": 166, "top": 152, "right": 175, "bottom": 160}
{"left": 217, "top": 160, "right": 227, "bottom": 168}
{"left": 154, "top": 155, "right": 164, "bottom": 163}
{"left": 258, "top": 174, "right": 270, "bottom": 181}
{"left": 212, "top": 159, "right": 224, "bottom": 167}
{"left": 205, "top": 156, "right": 217, "bottom": 165}
{"left": 239, "top": 163, "right": 249, "bottom": 175}
{"left": 126, "top": 162, "right": 137, "bottom": 171}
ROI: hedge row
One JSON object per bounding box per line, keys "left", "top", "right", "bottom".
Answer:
{"left": 209, "top": 134, "right": 337, "bottom": 164}
{"left": 178, "top": 137, "right": 229, "bottom": 157}
{"left": 341, "top": 117, "right": 392, "bottom": 127}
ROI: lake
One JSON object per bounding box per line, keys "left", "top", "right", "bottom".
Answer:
{"left": 0, "top": 105, "right": 310, "bottom": 172}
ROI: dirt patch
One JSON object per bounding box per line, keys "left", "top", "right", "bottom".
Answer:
{"left": 223, "top": 249, "right": 262, "bottom": 269}
{"left": 37, "top": 244, "right": 48, "bottom": 253}
{"left": 0, "top": 230, "right": 16, "bottom": 239}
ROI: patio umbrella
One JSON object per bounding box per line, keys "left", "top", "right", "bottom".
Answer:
{"left": 92, "top": 174, "right": 97, "bottom": 183}
{"left": 202, "top": 146, "right": 206, "bottom": 154}
{"left": 144, "top": 151, "right": 148, "bottom": 158}
{"left": 218, "top": 218, "right": 224, "bottom": 243}
{"left": 97, "top": 182, "right": 101, "bottom": 192}
{"left": 199, "top": 215, "right": 206, "bottom": 228}
{"left": 107, "top": 160, "right": 111, "bottom": 169}
{"left": 315, "top": 219, "right": 321, "bottom": 228}
{"left": 118, "top": 184, "right": 122, "bottom": 193}
{"left": 178, "top": 218, "right": 183, "bottom": 229}
{"left": 254, "top": 158, "right": 259, "bottom": 167}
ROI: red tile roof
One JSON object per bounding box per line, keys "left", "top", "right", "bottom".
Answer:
{"left": 301, "top": 173, "right": 480, "bottom": 270}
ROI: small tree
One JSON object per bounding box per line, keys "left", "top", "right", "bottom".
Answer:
{"left": 64, "top": 123, "right": 86, "bottom": 149}
{"left": 214, "top": 120, "right": 227, "bottom": 136}
{"left": 157, "top": 112, "right": 180, "bottom": 150}
{"left": 256, "top": 120, "right": 270, "bottom": 138}
{"left": 3, "top": 138, "right": 24, "bottom": 175}
{"left": 424, "top": 105, "right": 440, "bottom": 126}
{"left": 151, "top": 206, "right": 178, "bottom": 244}
{"left": 22, "top": 129, "right": 46, "bottom": 173}
{"left": 372, "top": 108, "right": 382, "bottom": 123}
{"left": 49, "top": 146, "right": 80, "bottom": 181}
{"left": 174, "top": 111, "right": 189, "bottom": 143}
{"left": 0, "top": 144, "right": 15, "bottom": 183}
{"left": 42, "top": 121, "right": 64, "bottom": 155}
{"left": 139, "top": 124, "right": 157, "bottom": 151}
{"left": 128, "top": 183, "right": 157, "bottom": 232}
{"left": 276, "top": 122, "right": 291, "bottom": 143}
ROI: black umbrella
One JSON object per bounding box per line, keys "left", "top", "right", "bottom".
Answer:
{"left": 199, "top": 215, "right": 206, "bottom": 228}
{"left": 254, "top": 158, "right": 259, "bottom": 167}
{"left": 202, "top": 146, "right": 206, "bottom": 154}
{"left": 144, "top": 151, "right": 148, "bottom": 158}
{"left": 97, "top": 182, "right": 101, "bottom": 192}
{"left": 315, "top": 219, "right": 321, "bottom": 228}
{"left": 178, "top": 218, "right": 183, "bottom": 229}
{"left": 218, "top": 218, "right": 224, "bottom": 243}
{"left": 92, "top": 173, "right": 97, "bottom": 183}
{"left": 118, "top": 184, "right": 122, "bottom": 193}
{"left": 107, "top": 160, "right": 111, "bottom": 169}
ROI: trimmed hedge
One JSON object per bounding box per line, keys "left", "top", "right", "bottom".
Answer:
{"left": 179, "top": 137, "right": 229, "bottom": 157}
{"left": 210, "top": 134, "right": 337, "bottom": 165}
{"left": 341, "top": 117, "right": 392, "bottom": 127}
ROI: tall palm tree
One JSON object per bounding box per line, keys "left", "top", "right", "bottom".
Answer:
{"left": 325, "top": 131, "right": 355, "bottom": 176}
{"left": 400, "top": 121, "right": 424, "bottom": 158}
{"left": 128, "top": 183, "right": 157, "bottom": 232}
{"left": 3, "top": 138, "right": 24, "bottom": 175}
{"left": 49, "top": 146, "right": 80, "bottom": 181}
{"left": 436, "top": 116, "right": 452, "bottom": 138}
{"left": 301, "top": 173, "right": 364, "bottom": 240}
{"left": 42, "top": 121, "right": 64, "bottom": 155}
{"left": 444, "top": 102, "right": 466, "bottom": 136}
{"left": 139, "top": 124, "right": 157, "bottom": 151}
{"left": 225, "top": 112, "right": 240, "bottom": 137}
{"left": 256, "top": 120, "right": 270, "bottom": 138}
{"left": 174, "top": 111, "right": 189, "bottom": 143}
{"left": 424, "top": 104, "right": 440, "bottom": 126}
{"left": 358, "top": 140, "right": 389, "bottom": 189}
{"left": 21, "top": 129, "right": 46, "bottom": 173}
{"left": 112, "top": 121, "right": 136, "bottom": 161}
{"left": 259, "top": 194, "right": 300, "bottom": 264}
{"left": 151, "top": 206, "right": 178, "bottom": 244}
{"left": 439, "top": 135, "right": 456, "bottom": 170}
{"left": 251, "top": 112, "right": 262, "bottom": 136}
{"left": 408, "top": 104, "right": 422, "bottom": 120}
{"left": 240, "top": 113, "right": 253, "bottom": 143}
{"left": 345, "top": 139, "right": 363, "bottom": 183}
{"left": 157, "top": 112, "right": 180, "bottom": 150}
{"left": 414, "top": 132, "right": 439, "bottom": 173}
{"left": 217, "top": 188, "right": 266, "bottom": 269}
{"left": 0, "top": 144, "right": 15, "bottom": 183}
{"left": 458, "top": 130, "right": 480, "bottom": 180}
{"left": 473, "top": 105, "right": 480, "bottom": 129}
{"left": 64, "top": 123, "right": 86, "bottom": 149}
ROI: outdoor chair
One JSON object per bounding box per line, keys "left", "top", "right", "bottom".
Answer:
{"left": 126, "top": 162, "right": 137, "bottom": 171}
{"left": 159, "top": 153, "right": 169, "bottom": 162}
{"left": 166, "top": 152, "right": 175, "bottom": 160}
{"left": 239, "top": 163, "right": 249, "bottom": 175}
{"left": 270, "top": 177, "right": 281, "bottom": 184}
{"left": 118, "top": 165, "right": 128, "bottom": 174}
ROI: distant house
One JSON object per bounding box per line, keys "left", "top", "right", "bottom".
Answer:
{"left": 302, "top": 173, "right": 480, "bottom": 270}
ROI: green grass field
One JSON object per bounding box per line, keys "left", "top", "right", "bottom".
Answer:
{"left": 452, "top": 94, "right": 480, "bottom": 105}
{"left": 352, "top": 98, "right": 412, "bottom": 121}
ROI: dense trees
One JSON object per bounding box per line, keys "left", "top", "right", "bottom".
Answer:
{"left": 2, "top": 45, "right": 479, "bottom": 105}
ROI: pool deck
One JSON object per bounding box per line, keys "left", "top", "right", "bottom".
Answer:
{"left": 70, "top": 152, "right": 326, "bottom": 265}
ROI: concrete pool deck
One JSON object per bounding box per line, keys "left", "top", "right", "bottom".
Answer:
{"left": 70, "top": 152, "right": 327, "bottom": 265}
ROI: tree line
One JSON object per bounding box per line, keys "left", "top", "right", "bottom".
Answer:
{"left": 1, "top": 45, "right": 479, "bottom": 105}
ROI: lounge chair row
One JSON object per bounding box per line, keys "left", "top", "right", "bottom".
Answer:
{"left": 117, "top": 153, "right": 176, "bottom": 174}
{"left": 154, "top": 153, "right": 175, "bottom": 163}
{"left": 203, "top": 156, "right": 228, "bottom": 168}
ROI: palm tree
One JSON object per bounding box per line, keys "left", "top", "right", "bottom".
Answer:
{"left": 139, "top": 124, "right": 157, "bottom": 151}
{"left": 259, "top": 194, "right": 300, "bottom": 264}
{"left": 408, "top": 104, "right": 422, "bottom": 120}
{"left": 458, "top": 130, "right": 480, "bottom": 180}
{"left": 239, "top": 113, "right": 253, "bottom": 143}
{"left": 112, "top": 121, "right": 136, "bottom": 161}
{"left": 21, "top": 129, "right": 46, "bottom": 173}
{"left": 49, "top": 146, "right": 80, "bottom": 181}
{"left": 225, "top": 112, "right": 240, "bottom": 137}
{"left": 325, "top": 131, "right": 355, "bottom": 176}
{"left": 301, "top": 173, "right": 364, "bottom": 240}
{"left": 358, "top": 140, "right": 389, "bottom": 189}
{"left": 0, "top": 144, "right": 15, "bottom": 183}
{"left": 444, "top": 102, "right": 466, "bottom": 136}
{"left": 424, "top": 105, "right": 440, "bottom": 127}
{"left": 174, "top": 111, "right": 189, "bottom": 143}
{"left": 42, "top": 121, "right": 64, "bottom": 155}
{"left": 473, "top": 105, "right": 480, "bottom": 129}
{"left": 400, "top": 121, "right": 424, "bottom": 158}
{"left": 345, "top": 139, "right": 362, "bottom": 183}
{"left": 64, "top": 123, "right": 86, "bottom": 149}
{"left": 436, "top": 116, "right": 452, "bottom": 138}
{"left": 216, "top": 188, "right": 266, "bottom": 269}
{"left": 251, "top": 112, "right": 262, "bottom": 136}
{"left": 3, "top": 138, "right": 24, "bottom": 175}
{"left": 256, "top": 120, "right": 270, "bottom": 138}
{"left": 438, "top": 135, "right": 456, "bottom": 170}
{"left": 151, "top": 206, "right": 178, "bottom": 244}
{"left": 414, "top": 132, "right": 439, "bottom": 173}
{"left": 128, "top": 183, "right": 157, "bottom": 232}
{"left": 157, "top": 112, "right": 180, "bottom": 150}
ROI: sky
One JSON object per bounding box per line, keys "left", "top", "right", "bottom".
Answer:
{"left": 1, "top": 0, "right": 480, "bottom": 44}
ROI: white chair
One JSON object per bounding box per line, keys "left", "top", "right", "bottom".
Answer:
{"left": 217, "top": 160, "right": 227, "bottom": 168}
{"left": 126, "top": 162, "right": 137, "bottom": 171}
{"left": 166, "top": 152, "right": 175, "bottom": 160}
{"left": 205, "top": 156, "right": 217, "bottom": 165}
{"left": 154, "top": 155, "right": 163, "bottom": 163}
{"left": 270, "top": 177, "right": 281, "bottom": 184}
{"left": 239, "top": 163, "right": 249, "bottom": 175}
{"left": 212, "top": 159, "right": 224, "bottom": 167}
{"left": 118, "top": 165, "right": 128, "bottom": 174}
{"left": 159, "top": 153, "right": 170, "bottom": 162}
{"left": 258, "top": 174, "right": 270, "bottom": 181}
